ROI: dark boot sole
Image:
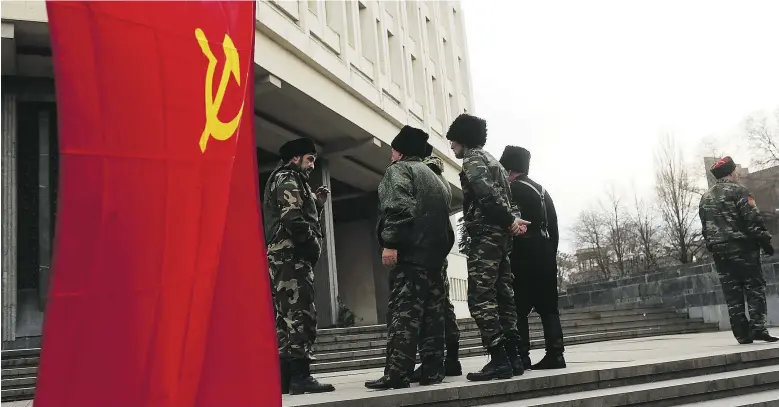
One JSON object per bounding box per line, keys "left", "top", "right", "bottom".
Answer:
{"left": 531, "top": 364, "right": 566, "bottom": 370}
{"left": 466, "top": 371, "right": 513, "bottom": 382}
{"left": 364, "top": 383, "right": 411, "bottom": 390}
{"left": 289, "top": 385, "right": 335, "bottom": 395}
{"left": 419, "top": 379, "right": 444, "bottom": 386}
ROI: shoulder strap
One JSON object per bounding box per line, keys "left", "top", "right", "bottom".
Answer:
{"left": 517, "top": 180, "right": 550, "bottom": 239}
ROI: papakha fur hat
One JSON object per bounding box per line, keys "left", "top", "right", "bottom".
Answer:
{"left": 445, "top": 113, "right": 487, "bottom": 148}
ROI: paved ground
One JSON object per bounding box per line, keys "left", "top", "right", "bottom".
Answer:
{"left": 3, "top": 331, "right": 778, "bottom": 407}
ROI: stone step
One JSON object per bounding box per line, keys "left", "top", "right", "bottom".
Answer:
{"left": 287, "top": 340, "right": 779, "bottom": 407}
{"left": 1, "top": 367, "right": 37, "bottom": 377}
{"left": 1, "top": 377, "right": 36, "bottom": 389}
{"left": 0, "top": 386, "right": 35, "bottom": 403}
{"left": 314, "top": 318, "right": 708, "bottom": 352}
{"left": 485, "top": 365, "right": 779, "bottom": 407}
{"left": 1, "top": 357, "right": 39, "bottom": 369}
{"left": 315, "top": 321, "right": 714, "bottom": 362}
{"left": 673, "top": 389, "right": 779, "bottom": 407}
{"left": 311, "top": 323, "right": 718, "bottom": 373}
{"left": 319, "top": 306, "right": 674, "bottom": 337}
{"left": 316, "top": 311, "right": 690, "bottom": 344}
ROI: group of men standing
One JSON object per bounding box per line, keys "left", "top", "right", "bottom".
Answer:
{"left": 263, "top": 113, "right": 567, "bottom": 395}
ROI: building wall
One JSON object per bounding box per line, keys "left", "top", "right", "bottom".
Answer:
{"left": 255, "top": 0, "right": 472, "bottom": 188}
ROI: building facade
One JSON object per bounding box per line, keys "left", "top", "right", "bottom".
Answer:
{"left": 1, "top": 0, "right": 476, "bottom": 349}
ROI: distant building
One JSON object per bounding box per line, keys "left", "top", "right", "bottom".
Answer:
{"left": 703, "top": 157, "right": 779, "bottom": 243}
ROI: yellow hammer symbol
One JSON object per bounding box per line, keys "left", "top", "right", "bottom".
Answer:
{"left": 195, "top": 28, "right": 245, "bottom": 153}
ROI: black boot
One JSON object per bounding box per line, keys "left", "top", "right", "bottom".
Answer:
{"left": 532, "top": 314, "right": 566, "bottom": 370}
{"left": 516, "top": 316, "right": 533, "bottom": 369}
{"left": 280, "top": 357, "right": 290, "bottom": 394}
{"left": 504, "top": 340, "right": 524, "bottom": 376}
{"left": 445, "top": 339, "right": 462, "bottom": 376}
{"left": 465, "top": 344, "right": 514, "bottom": 382}
{"left": 288, "top": 359, "right": 335, "bottom": 395}
{"left": 364, "top": 374, "right": 410, "bottom": 390}
{"left": 753, "top": 330, "right": 779, "bottom": 343}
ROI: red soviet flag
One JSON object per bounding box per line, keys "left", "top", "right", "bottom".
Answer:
{"left": 36, "top": 2, "right": 280, "bottom": 406}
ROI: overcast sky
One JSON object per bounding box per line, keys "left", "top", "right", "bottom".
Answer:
{"left": 461, "top": 0, "right": 779, "bottom": 252}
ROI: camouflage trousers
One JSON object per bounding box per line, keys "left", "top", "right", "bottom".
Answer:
{"left": 384, "top": 263, "right": 445, "bottom": 381}
{"left": 417, "top": 259, "right": 460, "bottom": 353}
{"left": 467, "top": 230, "right": 518, "bottom": 348}
{"left": 268, "top": 249, "right": 318, "bottom": 360}
{"left": 714, "top": 250, "right": 768, "bottom": 341}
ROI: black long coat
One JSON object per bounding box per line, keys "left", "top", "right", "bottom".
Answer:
{"left": 509, "top": 175, "right": 560, "bottom": 315}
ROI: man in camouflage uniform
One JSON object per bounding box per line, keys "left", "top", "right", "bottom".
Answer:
{"left": 409, "top": 143, "right": 462, "bottom": 383}
{"left": 699, "top": 156, "right": 777, "bottom": 344}
{"left": 366, "top": 126, "right": 454, "bottom": 389}
{"left": 500, "top": 146, "right": 566, "bottom": 370}
{"left": 446, "top": 114, "right": 529, "bottom": 381}
{"left": 263, "top": 137, "right": 335, "bottom": 395}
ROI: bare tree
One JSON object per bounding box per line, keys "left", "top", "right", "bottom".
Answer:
{"left": 572, "top": 209, "right": 612, "bottom": 280}
{"left": 743, "top": 107, "right": 779, "bottom": 169}
{"left": 654, "top": 134, "right": 702, "bottom": 264}
{"left": 601, "top": 188, "right": 632, "bottom": 277}
{"left": 632, "top": 193, "right": 661, "bottom": 269}
{"left": 556, "top": 252, "right": 577, "bottom": 292}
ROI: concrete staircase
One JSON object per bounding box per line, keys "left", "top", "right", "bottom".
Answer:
{"left": 285, "top": 333, "right": 779, "bottom": 407}
{"left": 1, "top": 349, "right": 38, "bottom": 402}
{"left": 0, "top": 304, "right": 717, "bottom": 402}
{"left": 311, "top": 304, "right": 717, "bottom": 373}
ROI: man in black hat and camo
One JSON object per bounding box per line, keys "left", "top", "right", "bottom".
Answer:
{"left": 366, "top": 125, "right": 454, "bottom": 389}
{"left": 500, "top": 145, "right": 566, "bottom": 370}
{"left": 263, "top": 137, "right": 335, "bottom": 395}
{"left": 446, "top": 113, "right": 529, "bottom": 381}
{"left": 699, "top": 156, "right": 776, "bottom": 344}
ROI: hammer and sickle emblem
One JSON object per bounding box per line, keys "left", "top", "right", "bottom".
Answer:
{"left": 195, "top": 28, "right": 245, "bottom": 153}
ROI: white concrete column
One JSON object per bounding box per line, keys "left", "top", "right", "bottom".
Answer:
{"left": 2, "top": 93, "right": 18, "bottom": 342}
{"left": 313, "top": 158, "right": 339, "bottom": 327}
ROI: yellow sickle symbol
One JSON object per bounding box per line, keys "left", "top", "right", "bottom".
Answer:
{"left": 195, "top": 28, "right": 245, "bottom": 153}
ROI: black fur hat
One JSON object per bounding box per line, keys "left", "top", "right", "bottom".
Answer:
{"left": 424, "top": 143, "right": 434, "bottom": 157}
{"left": 710, "top": 156, "right": 736, "bottom": 179}
{"left": 391, "top": 125, "right": 429, "bottom": 157}
{"left": 500, "top": 146, "right": 531, "bottom": 174}
{"left": 445, "top": 113, "right": 487, "bottom": 148}
{"left": 279, "top": 138, "right": 317, "bottom": 161}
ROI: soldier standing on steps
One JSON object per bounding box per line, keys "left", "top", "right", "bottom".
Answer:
{"left": 499, "top": 146, "right": 566, "bottom": 370}
{"left": 446, "top": 113, "right": 530, "bottom": 382}
{"left": 409, "top": 143, "right": 462, "bottom": 384}
{"left": 263, "top": 137, "right": 335, "bottom": 395}
{"left": 366, "top": 126, "right": 453, "bottom": 390}
{"left": 699, "top": 156, "right": 777, "bottom": 344}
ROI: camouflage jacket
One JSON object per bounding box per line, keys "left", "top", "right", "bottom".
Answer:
{"left": 459, "top": 147, "right": 518, "bottom": 234}
{"left": 699, "top": 179, "right": 772, "bottom": 253}
{"left": 377, "top": 156, "right": 453, "bottom": 269}
{"left": 262, "top": 162, "right": 323, "bottom": 253}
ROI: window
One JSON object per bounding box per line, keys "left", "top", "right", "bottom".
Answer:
{"left": 432, "top": 75, "right": 445, "bottom": 122}
{"left": 412, "top": 54, "right": 426, "bottom": 106}
{"left": 389, "top": 32, "right": 403, "bottom": 87}
{"left": 377, "top": 20, "right": 386, "bottom": 75}
{"left": 406, "top": 1, "right": 420, "bottom": 42}
{"left": 325, "top": 1, "right": 344, "bottom": 35}
{"left": 426, "top": 16, "right": 438, "bottom": 60}
{"left": 345, "top": 1, "right": 356, "bottom": 48}
{"left": 358, "top": 2, "right": 377, "bottom": 62}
